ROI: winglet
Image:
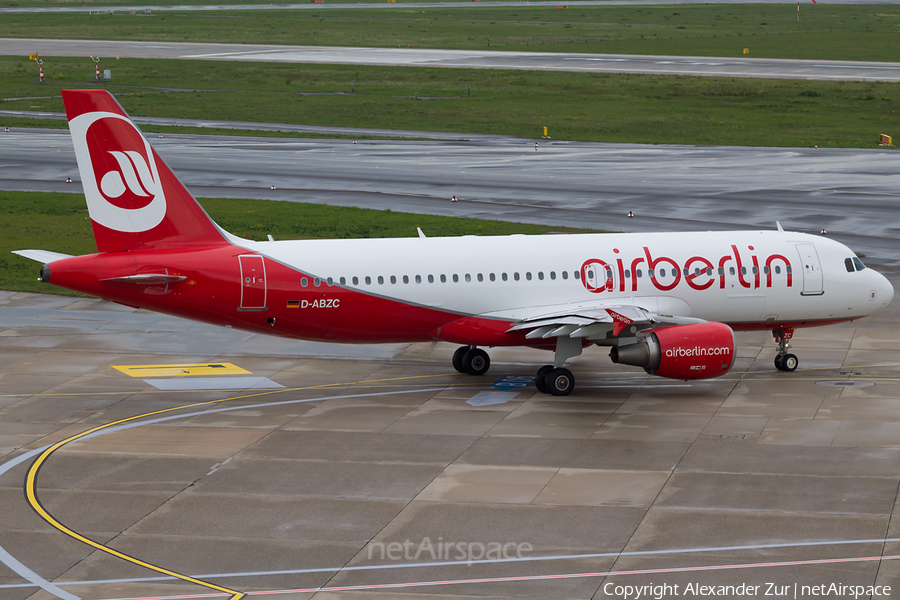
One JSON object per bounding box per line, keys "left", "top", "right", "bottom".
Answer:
{"left": 606, "top": 309, "right": 634, "bottom": 337}
{"left": 417, "top": 227, "right": 427, "bottom": 239}
{"left": 776, "top": 221, "right": 784, "bottom": 232}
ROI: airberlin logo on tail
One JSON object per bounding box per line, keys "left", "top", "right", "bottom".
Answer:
{"left": 99, "top": 150, "right": 160, "bottom": 208}
{"left": 69, "top": 111, "right": 167, "bottom": 233}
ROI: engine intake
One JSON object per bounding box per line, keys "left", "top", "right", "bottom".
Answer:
{"left": 610, "top": 322, "right": 736, "bottom": 380}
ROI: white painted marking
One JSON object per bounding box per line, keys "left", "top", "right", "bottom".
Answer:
{"left": 142, "top": 376, "right": 283, "bottom": 390}
{"left": 0, "top": 446, "right": 83, "bottom": 600}
{"left": 466, "top": 391, "right": 520, "bottom": 406}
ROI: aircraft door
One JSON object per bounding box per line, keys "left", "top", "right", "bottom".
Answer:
{"left": 239, "top": 254, "right": 267, "bottom": 310}
{"left": 796, "top": 244, "right": 824, "bottom": 296}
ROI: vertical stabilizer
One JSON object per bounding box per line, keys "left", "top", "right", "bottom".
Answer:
{"left": 62, "top": 89, "right": 227, "bottom": 252}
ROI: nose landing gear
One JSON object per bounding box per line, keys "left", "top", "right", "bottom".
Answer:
{"left": 773, "top": 328, "right": 798, "bottom": 372}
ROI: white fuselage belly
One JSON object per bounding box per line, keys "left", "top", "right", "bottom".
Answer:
{"left": 248, "top": 230, "right": 889, "bottom": 327}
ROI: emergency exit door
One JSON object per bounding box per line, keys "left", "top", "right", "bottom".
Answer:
{"left": 239, "top": 255, "right": 267, "bottom": 310}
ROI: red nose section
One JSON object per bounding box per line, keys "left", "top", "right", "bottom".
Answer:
{"left": 62, "top": 89, "right": 228, "bottom": 253}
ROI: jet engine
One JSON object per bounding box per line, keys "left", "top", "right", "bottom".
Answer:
{"left": 609, "top": 322, "right": 736, "bottom": 380}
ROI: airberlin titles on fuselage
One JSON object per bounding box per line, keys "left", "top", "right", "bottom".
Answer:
{"left": 581, "top": 245, "right": 793, "bottom": 294}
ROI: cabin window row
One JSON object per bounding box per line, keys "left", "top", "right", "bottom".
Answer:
{"left": 296, "top": 265, "right": 793, "bottom": 288}
{"left": 590, "top": 265, "right": 792, "bottom": 278}
{"left": 298, "top": 271, "right": 583, "bottom": 288}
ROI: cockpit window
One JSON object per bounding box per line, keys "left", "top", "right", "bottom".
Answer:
{"left": 844, "top": 258, "right": 855, "bottom": 273}
{"left": 853, "top": 257, "right": 866, "bottom": 271}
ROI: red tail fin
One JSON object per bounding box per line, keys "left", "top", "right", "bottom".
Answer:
{"left": 62, "top": 90, "right": 227, "bottom": 252}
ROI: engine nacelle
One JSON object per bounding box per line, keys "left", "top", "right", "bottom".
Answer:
{"left": 609, "top": 322, "right": 736, "bottom": 380}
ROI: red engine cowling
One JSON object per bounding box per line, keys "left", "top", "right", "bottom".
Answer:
{"left": 609, "top": 322, "right": 736, "bottom": 380}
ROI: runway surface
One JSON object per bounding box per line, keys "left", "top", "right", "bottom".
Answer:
{"left": 1, "top": 277, "right": 899, "bottom": 599}
{"left": 4, "top": 39, "right": 900, "bottom": 82}
{"left": 2, "top": 126, "right": 900, "bottom": 267}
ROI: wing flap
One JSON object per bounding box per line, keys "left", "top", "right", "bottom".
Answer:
{"left": 503, "top": 301, "right": 702, "bottom": 341}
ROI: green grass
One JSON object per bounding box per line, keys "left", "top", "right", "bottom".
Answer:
{"left": 2, "top": 56, "right": 898, "bottom": 148}
{"left": 1, "top": 190, "right": 599, "bottom": 294}
{"left": 4, "top": 5, "right": 900, "bottom": 61}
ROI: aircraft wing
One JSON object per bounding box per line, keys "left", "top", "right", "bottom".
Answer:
{"left": 503, "top": 301, "right": 706, "bottom": 342}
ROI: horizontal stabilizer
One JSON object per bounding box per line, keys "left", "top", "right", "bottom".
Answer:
{"left": 12, "top": 249, "right": 74, "bottom": 263}
{"left": 101, "top": 274, "right": 187, "bottom": 285}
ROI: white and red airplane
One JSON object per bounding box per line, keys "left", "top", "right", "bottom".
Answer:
{"left": 13, "top": 90, "right": 895, "bottom": 395}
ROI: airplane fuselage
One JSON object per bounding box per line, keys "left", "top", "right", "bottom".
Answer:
{"left": 45, "top": 230, "right": 892, "bottom": 346}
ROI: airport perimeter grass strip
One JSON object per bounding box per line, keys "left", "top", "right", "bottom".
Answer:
{"left": 2, "top": 58, "right": 899, "bottom": 149}
{"left": 0, "top": 190, "right": 600, "bottom": 295}
{"left": 4, "top": 4, "right": 900, "bottom": 62}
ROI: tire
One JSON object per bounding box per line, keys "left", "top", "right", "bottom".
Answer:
{"left": 782, "top": 354, "right": 798, "bottom": 372}
{"left": 546, "top": 368, "right": 574, "bottom": 396}
{"left": 462, "top": 348, "right": 490, "bottom": 376}
{"left": 535, "top": 365, "right": 554, "bottom": 394}
{"left": 452, "top": 346, "right": 468, "bottom": 373}
{"left": 774, "top": 354, "right": 785, "bottom": 371}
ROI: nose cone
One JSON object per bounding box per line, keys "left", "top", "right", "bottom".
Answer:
{"left": 870, "top": 269, "right": 894, "bottom": 312}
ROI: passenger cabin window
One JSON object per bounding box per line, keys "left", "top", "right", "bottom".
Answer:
{"left": 415, "top": 275, "right": 422, "bottom": 283}
{"left": 314, "top": 277, "right": 321, "bottom": 287}
{"left": 562, "top": 271, "right": 568, "bottom": 280}
{"left": 390, "top": 275, "right": 396, "bottom": 284}
{"left": 428, "top": 274, "right": 434, "bottom": 283}
{"left": 377, "top": 276, "right": 384, "bottom": 285}
{"left": 340, "top": 277, "right": 346, "bottom": 286}
{"left": 440, "top": 274, "right": 447, "bottom": 283}
{"left": 301, "top": 277, "right": 308, "bottom": 287}
{"left": 403, "top": 275, "right": 409, "bottom": 284}
{"left": 365, "top": 276, "right": 371, "bottom": 285}
{"left": 453, "top": 274, "right": 459, "bottom": 283}
{"left": 352, "top": 276, "right": 359, "bottom": 285}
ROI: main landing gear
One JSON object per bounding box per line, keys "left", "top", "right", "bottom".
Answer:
{"left": 773, "top": 328, "right": 798, "bottom": 372}
{"left": 452, "top": 336, "right": 582, "bottom": 397}
{"left": 534, "top": 365, "right": 575, "bottom": 396}
{"left": 452, "top": 346, "right": 491, "bottom": 376}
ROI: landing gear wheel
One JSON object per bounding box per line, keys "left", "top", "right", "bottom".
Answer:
{"left": 782, "top": 353, "right": 798, "bottom": 372}
{"left": 534, "top": 365, "right": 554, "bottom": 394}
{"left": 546, "top": 368, "right": 574, "bottom": 396}
{"left": 774, "top": 354, "right": 785, "bottom": 371}
{"left": 452, "top": 346, "right": 468, "bottom": 374}
{"left": 462, "top": 348, "right": 490, "bottom": 376}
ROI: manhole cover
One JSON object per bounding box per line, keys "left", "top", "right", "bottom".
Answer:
{"left": 816, "top": 380, "right": 875, "bottom": 388}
